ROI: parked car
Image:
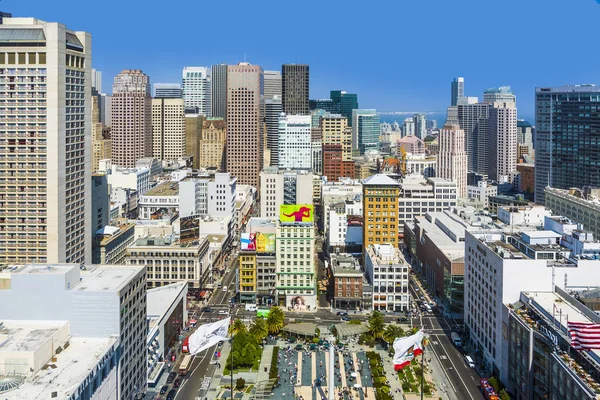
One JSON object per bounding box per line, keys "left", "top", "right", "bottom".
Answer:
{"left": 173, "top": 378, "right": 182, "bottom": 388}
{"left": 397, "top": 317, "right": 409, "bottom": 323}
{"left": 222, "top": 287, "right": 228, "bottom": 293}
{"left": 160, "top": 385, "right": 169, "bottom": 395}
{"left": 166, "top": 372, "right": 177, "bottom": 384}
{"left": 218, "top": 310, "right": 229, "bottom": 315}
{"left": 337, "top": 311, "right": 348, "bottom": 316}
{"left": 166, "top": 389, "right": 177, "bottom": 400}
{"left": 341, "top": 316, "right": 351, "bottom": 321}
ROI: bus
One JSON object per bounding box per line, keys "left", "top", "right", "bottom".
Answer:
{"left": 179, "top": 355, "right": 193, "bottom": 376}
{"left": 451, "top": 332, "right": 462, "bottom": 347}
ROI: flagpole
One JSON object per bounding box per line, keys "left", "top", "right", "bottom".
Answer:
{"left": 421, "top": 331, "right": 425, "bottom": 400}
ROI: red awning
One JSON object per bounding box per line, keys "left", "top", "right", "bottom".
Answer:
{"left": 199, "top": 291, "right": 206, "bottom": 297}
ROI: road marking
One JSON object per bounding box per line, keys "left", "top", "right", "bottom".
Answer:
{"left": 431, "top": 340, "right": 439, "bottom": 345}
{"left": 439, "top": 355, "right": 447, "bottom": 360}
{"left": 430, "top": 338, "right": 476, "bottom": 400}
{"left": 427, "top": 338, "right": 457, "bottom": 394}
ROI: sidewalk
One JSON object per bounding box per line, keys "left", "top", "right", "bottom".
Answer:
{"left": 374, "top": 349, "right": 404, "bottom": 399}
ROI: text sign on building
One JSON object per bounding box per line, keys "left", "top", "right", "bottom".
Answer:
{"left": 280, "top": 204, "right": 314, "bottom": 223}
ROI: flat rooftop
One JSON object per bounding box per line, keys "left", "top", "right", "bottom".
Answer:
{"left": 147, "top": 282, "right": 187, "bottom": 318}
{"left": 77, "top": 265, "right": 143, "bottom": 292}
{"left": 0, "top": 320, "right": 66, "bottom": 353}
{"left": 144, "top": 182, "right": 179, "bottom": 197}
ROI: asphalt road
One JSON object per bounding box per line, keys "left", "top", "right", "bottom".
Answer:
{"left": 174, "top": 255, "right": 239, "bottom": 400}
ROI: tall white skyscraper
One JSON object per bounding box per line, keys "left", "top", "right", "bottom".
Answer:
{"left": 264, "top": 70, "right": 282, "bottom": 100}
{"left": 182, "top": 66, "right": 211, "bottom": 116}
{"left": 92, "top": 68, "right": 102, "bottom": 93}
{"left": 266, "top": 96, "right": 283, "bottom": 166}
{"left": 0, "top": 17, "right": 92, "bottom": 265}
{"left": 152, "top": 98, "right": 186, "bottom": 161}
{"left": 489, "top": 102, "right": 518, "bottom": 183}
{"left": 278, "top": 114, "right": 312, "bottom": 170}
{"left": 437, "top": 124, "right": 467, "bottom": 198}
{"left": 483, "top": 86, "right": 516, "bottom": 105}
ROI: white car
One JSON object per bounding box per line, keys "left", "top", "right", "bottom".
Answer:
{"left": 222, "top": 287, "right": 228, "bottom": 292}
{"left": 218, "top": 310, "right": 228, "bottom": 315}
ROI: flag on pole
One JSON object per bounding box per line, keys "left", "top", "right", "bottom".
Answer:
{"left": 567, "top": 320, "right": 600, "bottom": 350}
{"left": 392, "top": 330, "right": 425, "bottom": 370}
{"left": 188, "top": 317, "right": 231, "bottom": 355}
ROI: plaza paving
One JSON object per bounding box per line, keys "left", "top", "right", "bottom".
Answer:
{"left": 271, "top": 344, "right": 376, "bottom": 400}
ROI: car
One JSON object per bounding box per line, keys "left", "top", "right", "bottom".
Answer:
{"left": 218, "top": 310, "right": 229, "bottom": 315}
{"left": 166, "top": 372, "right": 177, "bottom": 384}
{"left": 202, "top": 307, "right": 213, "bottom": 313}
{"left": 222, "top": 287, "right": 228, "bottom": 292}
{"left": 419, "top": 295, "right": 425, "bottom": 301}
{"left": 414, "top": 287, "right": 419, "bottom": 291}
{"left": 160, "top": 385, "right": 169, "bottom": 395}
{"left": 336, "top": 311, "right": 348, "bottom": 316}
{"left": 173, "top": 378, "right": 182, "bottom": 388}
{"left": 341, "top": 316, "right": 351, "bottom": 321}
{"left": 397, "top": 317, "right": 409, "bottom": 323}
{"left": 166, "top": 389, "right": 177, "bottom": 400}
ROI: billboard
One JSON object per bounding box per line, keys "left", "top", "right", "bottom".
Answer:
{"left": 255, "top": 233, "right": 275, "bottom": 253}
{"left": 180, "top": 215, "right": 200, "bottom": 243}
{"left": 256, "top": 309, "right": 269, "bottom": 318}
{"left": 240, "top": 233, "right": 256, "bottom": 251}
{"left": 279, "top": 204, "right": 314, "bottom": 223}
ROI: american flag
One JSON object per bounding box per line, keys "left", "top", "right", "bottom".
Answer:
{"left": 568, "top": 321, "right": 600, "bottom": 350}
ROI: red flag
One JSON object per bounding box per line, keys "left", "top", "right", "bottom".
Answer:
{"left": 568, "top": 321, "right": 600, "bottom": 350}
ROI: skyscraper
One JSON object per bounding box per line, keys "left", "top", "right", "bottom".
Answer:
{"left": 154, "top": 83, "right": 183, "bottom": 98}
{"left": 266, "top": 96, "right": 283, "bottom": 166}
{"left": 534, "top": 85, "right": 600, "bottom": 204}
{"left": 0, "top": 17, "right": 91, "bottom": 265}
{"left": 200, "top": 118, "right": 227, "bottom": 171}
{"left": 182, "top": 66, "right": 211, "bottom": 115}
{"left": 92, "top": 95, "right": 111, "bottom": 173}
{"left": 264, "top": 70, "right": 282, "bottom": 100}
{"left": 111, "top": 69, "right": 152, "bottom": 167}
{"left": 456, "top": 102, "right": 490, "bottom": 175}
{"left": 352, "top": 109, "right": 380, "bottom": 155}
{"left": 483, "top": 86, "right": 516, "bottom": 104}
{"left": 185, "top": 113, "right": 204, "bottom": 169}
{"left": 282, "top": 64, "right": 309, "bottom": 115}
{"left": 413, "top": 113, "right": 427, "bottom": 139}
{"left": 516, "top": 120, "right": 534, "bottom": 160}
{"left": 362, "top": 174, "right": 400, "bottom": 250}
{"left": 92, "top": 68, "right": 102, "bottom": 93}
{"left": 451, "top": 77, "right": 464, "bottom": 106}
{"left": 488, "top": 102, "right": 517, "bottom": 183}
{"left": 211, "top": 63, "right": 227, "bottom": 120}
{"left": 278, "top": 114, "right": 312, "bottom": 170}
{"left": 226, "top": 62, "right": 264, "bottom": 189}
{"left": 151, "top": 98, "right": 186, "bottom": 161}
{"left": 322, "top": 115, "right": 352, "bottom": 161}
{"left": 437, "top": 124, "right": 467, "bottom": 198}
{"left": 330, "top": 90, "right": 359, "bottom": 126}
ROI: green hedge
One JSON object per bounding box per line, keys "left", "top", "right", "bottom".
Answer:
{"left": 269, "top": 346, "right": 279, "bottom": 381}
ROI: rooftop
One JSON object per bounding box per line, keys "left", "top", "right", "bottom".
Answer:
{"left": 362, "top": 174, "right": 399, "bottom": 186}
{"left": 94, "top": 223, "right": 135, "bottom": 246}
{"left": 133, "top": 234, "right": 206, "bottom": 249}
{"left": 0, "top": 320, "right": 66, "bottom": 353}
{"left": 144, "top": 182, "right": 179, "bottom": 197}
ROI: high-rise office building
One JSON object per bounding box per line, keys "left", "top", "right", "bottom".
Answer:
{"left": 200, "top": 117, "right": 226, "bottom": 170}
{"left": 483, "top": 86, "right": 516, "bottom": 105}
{"left": 534, "top": 85, "right": 600, "bottom": 204}
{"left": 264, "top": 70, "right": 282, "bottom": 100}
{"left": 321, "top": 115, "right": 352, "bottom": 161}
{"left": 309, "top": 98, "right": 338, "bottom": 113}
{"left": 0, "top": 17, "right": 91, "bottom": 265}
{"left": 278, "top": 114, "right": 312, "bottom": 170}
{"left": 154, "top": 83, "right": 182, "bottom": 98}
{"left": 226, "top": 62, "right": 264, "bottom": 189}
{"left": 451, "top": 77, "right": 464, "bottom": 106}
{"left": 92, "top": 94, "right": 111, "bottom": 173}
{"left": 282, "top": 64, "right": 309, "bottom": 115}
{"left": 516, "top": 119, "right": 534, "bottom": 160}
{"left": 330, "top": 90, "right": 359, "bottom": 126}
{"left": 182, "top": 66, "right": 211, "bottom": 115}
{"left": 211, "top": 63, "right": 227, "bottom": 120}
{"left": 92, "top": 68, "right": 102, "bottom": 93}
{"left": 413, "top": 113, "right": 427, "bottom": 139}
{"left": 111, "top": 69, "right": 152, "bottom": 167}
{"left": 437, "top": 124, "right": 467, "bottom": 198}
{"left": 266, "top": 96, "right": 283, "bottom": 166}
{"left": 185, "top": 113, "right": 204, "bottom": 169}
{"left": 352, "top": 109, "right": 380, "bottom": 155}
{"left": 456, "top": 102, "right": 490, "bottom": 175}
{"left": 488, "top": 102, "right": 518, "bottom": 183}
{"left": 151, "top": 98, "right": 186, "bottom": 161}
{"left": 362, "top": 174, "right": 400, "bottom": 252}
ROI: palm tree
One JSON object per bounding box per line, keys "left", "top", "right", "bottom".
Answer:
{"left": 266, "top": 306, "right": 285, "bottom": 334}
{"left": 230, "top": 318, "right": 247, "bottom": 335}
{"left": 383, "top": 324, "right": 405, "bottom": 345}
{"left": 249, "top": 317, "right": 268, "bottom": 341}
{"left": 368, "top": 310, "right": 385, "bottom": 339}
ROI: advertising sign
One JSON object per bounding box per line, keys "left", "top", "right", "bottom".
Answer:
{"left": 279, "top": 204, "right": 314, "bottom": 223}
{"left": 255, "top": 233, "right": 276, "bottom": 253}
{"left": 256, "top": 309, "right": 270, "bottom": 318}
{"left": 180, "top": 215, "right": 200, "bottom": 243}
{"left": 240, "top": 233, "right": 256, "bottom": 251}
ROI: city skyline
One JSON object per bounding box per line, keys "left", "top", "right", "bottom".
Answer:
{"left": 8, "top": 0, "right": 600, "bottom": 119}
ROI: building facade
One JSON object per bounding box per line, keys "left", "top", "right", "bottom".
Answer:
{"left": 331, "top": 253, "right": 365, "bottom": 310}
{"left": 185, "top": 113, "right": 203, "bottom": 169}
{"left": 260, "top": 168, "right": 313, "bottom": 218}
{"left": 321, "top": 115, "right": 352, "bottom": 160}
{"left": 282, "top": 64, "right": 309, "bottom": 115}
{"left": 154, "top": 83, "right": 182, "bottom": 99}
{"left": 451, "top": 77, "right": 464, "bottom": 106}
{"left": 182, "top": 66, "right": 211, "bottom": 115}
{"left": 111, "top": 69, "right": 152, "bottom": 168}
{"left": 265, "top": 96, "right": 283, "bottom": 166}
{"left": 352, "top": 109, "right": 380, "bottom": 155}
{"left": 398, "top": 176, "right": 457, "bottom": 225}
{"left": 226, "top": 63, "right": 264, "bottom": 189}
{"left": 278, "top": 113, "right": 312, "bottom": 170}
{"left": 437, "top": 124, "right": 467, "bottom": 198}
{"left": 151, "top": 98, "right": 186, "bottom": 161}
{"left": 211, "top": 63, "right": 227, "bottom": 120}
{"left": 0, "top": 18, "right": 92, "bottom": 265}
{"left": 362, "top": 174, "right": 400, "bottom": 249}
{"left": 534, "top": 85, "right": 600, "bottom": 204}
{"left": 545, "top": 187, "right": 600, "bottom": 239}
{"left": 330, "top": 90, "right": 358, "bottom": 126}
{"left": 488, "top": 101, "right": 518, "bottom": 183}
{"left": 200, "top": 117, "right": 226, "bottom": 170}
{"left": 264, "top": 70, "right": 282, "bottom": 100}
{"left": 92, "top": 94, "right": 111, "bottom": 173}
{"left": 365, "top": 244, "right": 410, "bottom": 312}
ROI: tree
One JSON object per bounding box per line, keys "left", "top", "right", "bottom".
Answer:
{"left": 266, "top": 306, "right": 285, "bottom": 334}
{"left": 499, "top": 390, "right": 510, "bottom": 400}
{"left": 230, "top": 318, "right": 247, "bottom": 335}
{"left": 249, "top": 317, "right": 268, "bottom": 341}
{"left": 368, "top": 311, "right": 385, "bottom": 339}
{"left": 488, "top": 377, "right": 500, "bottom": 393}
{"left": 383, "top": 324, "right": 405, "bottom": 345}
{"left": 235, "top": 377, "right": 246, "bottom": 390}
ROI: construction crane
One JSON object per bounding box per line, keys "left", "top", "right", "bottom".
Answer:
{"left": 400, "top": 147, "right": 408, "bottom": 175}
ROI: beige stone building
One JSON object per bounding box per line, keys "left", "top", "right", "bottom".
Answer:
{"left": 185, "top": 113, "right": 204, "bottom": 169}
{"left": 321, "top": 115, "right": 352, "bottom": 161}
{"left": 151, "top": 98, "right": 185, "bottom": 161}
{"left": 111, "top": 69, "right": 152, "bottom": 167}
{"left": 199, "top": 118, "right": 226, "bottom": 170}
{"left": 92, "top": 95, "right": 111, "bottom": 172}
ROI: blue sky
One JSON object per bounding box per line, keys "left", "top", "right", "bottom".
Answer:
{"left": 7, "top": 0, "right": 600, "bottom": 119}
